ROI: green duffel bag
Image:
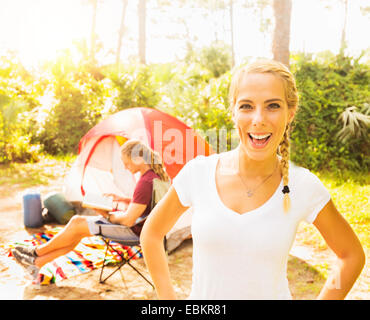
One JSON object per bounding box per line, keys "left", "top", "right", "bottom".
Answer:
{"left": 43, "top": 192, "right": 76, "bottom": 224}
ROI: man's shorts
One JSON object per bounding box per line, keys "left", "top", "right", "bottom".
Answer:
{"left": 86, "top": 216, "right": 139, "bottom": 242}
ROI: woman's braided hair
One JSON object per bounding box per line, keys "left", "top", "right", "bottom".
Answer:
{"left": 228, "top": 59, "right": 299, "bottom": 212}
{"left": 121, "top": 139, "right": 170, "bottom": 182}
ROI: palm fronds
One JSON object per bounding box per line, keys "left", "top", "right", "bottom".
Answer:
{"left": 336, "top": 104, "right": 370, "bottom": 143}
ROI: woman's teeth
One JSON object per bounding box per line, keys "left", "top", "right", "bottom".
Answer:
{"left": 249, "top": 133, "right": 271, "bottom": 140}
{"left": 248, "top": 133, "right": 272, "bottom": 147}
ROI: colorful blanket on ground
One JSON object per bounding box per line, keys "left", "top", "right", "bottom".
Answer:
{"left": 0, "top": 227, "right": 142, "bottom": 285}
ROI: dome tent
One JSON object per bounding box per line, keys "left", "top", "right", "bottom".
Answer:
{"left": 63, "top": 107, "right": 213, "bottom": 252}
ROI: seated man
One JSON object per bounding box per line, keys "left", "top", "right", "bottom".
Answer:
{"left": 12, "top": 140, "right": 170, "bottom": 282}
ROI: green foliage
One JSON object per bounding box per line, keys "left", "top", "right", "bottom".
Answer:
{"left": 290, "top": 52, "right": 370, "bottom": 172}
{"left": 0, "top": 54, "right": 43, "bottom": 163}
{"left": 107, "top": 63, "right": 161, "bottom": 111}
{"left": 0, "top": 46, "right": 369, "bottom": 174}
{"left": 191, "top": 72, "right": 237, "bottom": 152}
{"left": 155, "top": 61, "right": 212, "bottom": 126}
{"left": 185, "top": 41, "right": 232, "bottom": 78}
{"left": 37, "top": 50, "right": 110, "bottom": 155}
{"left": 154, "top": 60, "right": 234, "bottom": 151}
{"left": 336, "top": 104, "right": 370, "bottom": 143}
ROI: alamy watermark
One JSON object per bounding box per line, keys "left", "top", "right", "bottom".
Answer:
{"left": 127, "top": 119, "right": 240, "bottom": 167}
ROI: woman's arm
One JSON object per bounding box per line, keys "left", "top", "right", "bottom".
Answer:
{"left": 140, "top": 186, "right": 189, "bottom": 300}
{"left": 103, "top": 193, "right": 131, "bottom": 203}
{"left": 103, "top": 193, "right": 131, "bottom": 211}
{"left": 110, "top": 202, "right": 147, "bottom": 226}
{"left": 95, "top": 203, "right": 147, "bottom": 226}
{"left": 313, "top": 199, "right": 365, "bottom": 300}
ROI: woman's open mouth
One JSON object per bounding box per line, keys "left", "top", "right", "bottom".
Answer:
{"left": 248, "top": 133, "right": 272, "bottom": 149}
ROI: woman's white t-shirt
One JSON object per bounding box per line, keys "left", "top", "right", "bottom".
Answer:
{"left": 172, "top": 153, "right": 331, "bottom": 300}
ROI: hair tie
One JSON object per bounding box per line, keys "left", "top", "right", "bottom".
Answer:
{"left": 282, "top": 185, "right": 290, "bottom": 194}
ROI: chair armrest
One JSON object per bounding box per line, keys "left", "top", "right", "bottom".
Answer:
{"left": 134, "top": 215, "right": 148, "bottom": 226}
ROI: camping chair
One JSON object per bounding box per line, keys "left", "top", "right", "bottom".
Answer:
{"left": 97, "top": 178, "right": 171, "bottom": 288}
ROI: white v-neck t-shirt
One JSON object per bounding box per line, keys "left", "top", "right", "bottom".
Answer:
{"left": 172, "top": 153, "right": 331, "bottom": 300}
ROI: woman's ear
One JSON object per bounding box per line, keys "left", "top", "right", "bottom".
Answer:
{"left": 131, "top": 156, "right": 143, "bottom": 166}
{"left": 231, "top": 106, "right": 236, "bottom": 123}
{"left": 288, "top": 107, "right": 296, "bottom": 125}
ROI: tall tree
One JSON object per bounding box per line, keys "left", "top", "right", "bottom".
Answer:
{"left": 90, "top": 0, "right": 98, "bottom": 63}
{"left": 229, "top": 0, "right": 235, "bottom": 67}
{"left": 138, "top": 0, "right": 147, "bottom": 64}
{"left": 116, "top": 0, "right": 128, "bottom": 72}
{"left": 323, "top": 0, "right": 355, "bottom": 55}
{"left": 340, "top": 0, "right": 349, "bottom": 54}
{"left": 271, "top": 0, "right": 292, "bottom": 67}
{"left": 156, "top": 0, "right": 236, "bottom": 66}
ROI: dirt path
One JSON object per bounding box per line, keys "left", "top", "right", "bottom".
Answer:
{"left": 0, "top": 160, "right": 368, "bottom": 300}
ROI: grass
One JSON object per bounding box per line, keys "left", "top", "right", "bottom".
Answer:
{"left": 292, "top": 169, "right": 369, "bottom": 293}
{"left": 296, "top": 169, "right": 370, "bottom": 251}
{"left": 287, "top": 256, "right": 326, "bottom": 299}
{"left": 0, "top": 154, "right": 76, "bottom": 196}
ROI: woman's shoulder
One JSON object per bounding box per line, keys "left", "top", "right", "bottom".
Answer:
{"left": 288, "top": 162, "right": 331, "bottom": 223}
{"left": 288, "top": 161, "right": 324, "bottom": 188}
{"left": 288, "top": 161, "right": 307, "bottom": 175}
{"left": 178, "top": 153, "right": 219, "bottom": 176}
{"left": 173, "top": 153, "right": 218, "bottom": 191}
{"left": 187, "top": 153, "right": 219, "bottom": 166}
{"left": 139, "top": 169, "right": 159, "bottom": 184}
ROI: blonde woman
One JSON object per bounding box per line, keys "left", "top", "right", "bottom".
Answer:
{"left": 12, "top": 140, "right": 170, "bottom": 282}
{"left": 140, "top": 59, "right": 365, "bottom": 300}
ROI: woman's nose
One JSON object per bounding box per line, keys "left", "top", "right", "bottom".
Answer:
{"left": 251, "top": 107, "right": 265, "bottom": 127}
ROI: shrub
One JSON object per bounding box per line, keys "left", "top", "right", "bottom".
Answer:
{"left": 0, "top": 54, "right": 43, "bottom": 163}
{"left": 37, "top": 52, "right": 109, "bottom": 154}
{"left": 1, "top": 47, "right": 368, "bottom": 173}
{"left": 186, "top": 41, "right": 232, "bottom": 78}
{"left": 107, "top": 63, "right": 161, "bottom": 111}
{"left": 291, "top": 53, "right": 370, "bottom": 172}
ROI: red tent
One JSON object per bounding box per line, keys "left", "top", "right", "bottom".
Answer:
{"left": 63, "top": 107, "right": 213, "bottom": 252}
{"left": 64, "top": 107, "right": 213, "bottom": 202}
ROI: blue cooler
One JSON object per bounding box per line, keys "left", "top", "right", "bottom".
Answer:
{"left": 23, "top": 192, "right": 44, "bottom": 228}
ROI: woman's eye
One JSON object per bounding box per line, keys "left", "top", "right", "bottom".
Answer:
{"left": 239, "top": 103, "right": 253, "bottom": 110}
{"left": 268, "top": 103, "right": 280, "bottom": 109}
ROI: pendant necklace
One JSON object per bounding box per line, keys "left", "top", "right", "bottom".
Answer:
{"left": 237, "top": 160, "right": 279, "bottom": 198}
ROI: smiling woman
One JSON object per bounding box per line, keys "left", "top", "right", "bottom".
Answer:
{"left": 140, "top": 58, "right": 365, "bottom": 300}
{"left": 229, "top": 60, "right": 298, "bottom": 212}
{"left": 232, "top": 74, "right": 294, "bottom": 156}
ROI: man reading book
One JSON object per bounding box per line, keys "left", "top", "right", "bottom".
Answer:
{"left": 11, "top": 140, "right": 170, "bottom": 283}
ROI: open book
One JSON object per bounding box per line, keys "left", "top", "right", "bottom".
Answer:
{"left": 82, "top": 193, "right": 114, "bottom": 211}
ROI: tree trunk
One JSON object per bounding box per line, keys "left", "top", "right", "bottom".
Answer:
{"left": 90, "top": 0, "right": 98, "bottom": 63}
{"left": 340, "top": 0, "right": 348, "bottom": 54}
{"left": 272, "top": 0, "right": 292, "bottom": 68}
{"left": 138, "top": 0, "right": 146, "bottom": 64}
{"left": 116, "top": 0, "right": 128, "bottom": 72}
{"left": 229, "top": 0, "right": 235, "bottom": 67}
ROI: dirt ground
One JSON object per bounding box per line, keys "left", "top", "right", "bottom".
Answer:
{"left": 0, "top": 161, "right": 368, "bottom": 300}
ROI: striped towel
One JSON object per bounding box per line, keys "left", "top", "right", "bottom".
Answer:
{"left": 0, "top": 227, "right": 142, "bottom": 285}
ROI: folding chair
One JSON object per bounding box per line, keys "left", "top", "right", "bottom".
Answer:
{"left": 98, "top": 178, "right": 170, "bottom": 288}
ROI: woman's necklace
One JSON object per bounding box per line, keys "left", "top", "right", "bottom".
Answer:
{"left": 237, "top": 160, "right": 279, "bottom": 198}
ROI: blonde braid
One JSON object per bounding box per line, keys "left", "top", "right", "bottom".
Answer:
{"left": 280, "top": 124, "right": 291, "bottom": 213}
{"left": 150, "top": 149, "right": 170, "bottom": 182}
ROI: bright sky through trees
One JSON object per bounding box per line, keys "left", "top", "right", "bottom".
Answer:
{"left": 0, "top": 0, "right": 368, "bottom": 68}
